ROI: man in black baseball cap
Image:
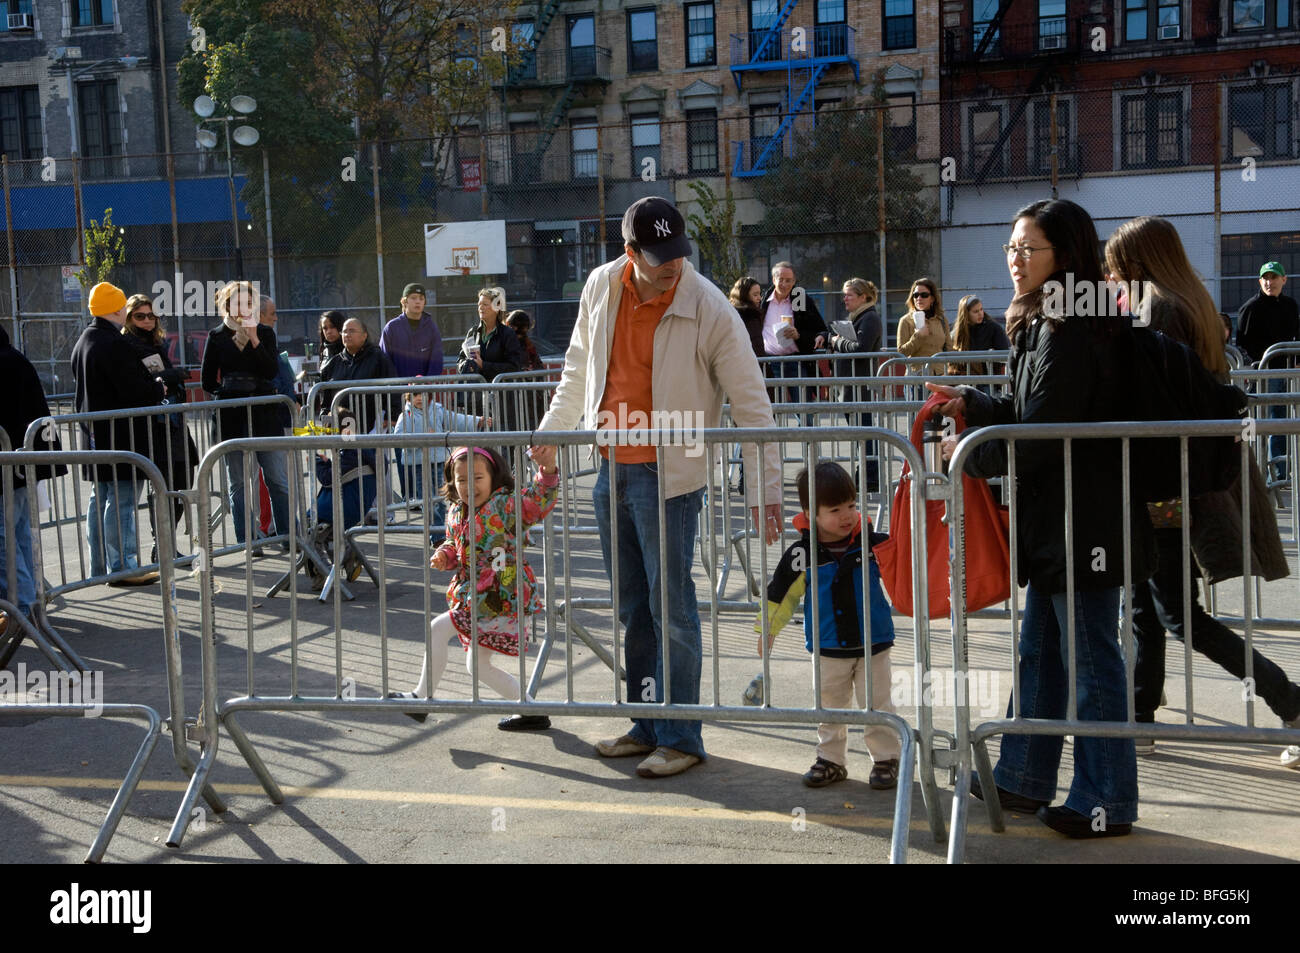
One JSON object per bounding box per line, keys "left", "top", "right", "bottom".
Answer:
{"left": 530, "top": 195, "right": 785, "bottom": 778}
{"left": 622, "top": 196, "right": 693, "bottom": 267}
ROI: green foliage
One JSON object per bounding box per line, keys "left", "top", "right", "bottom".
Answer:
{"left": 685, "top": 180, "right": 745, "bottom": 292}
{"left": 76, "top": 208, "right": 126, "bottom": 289}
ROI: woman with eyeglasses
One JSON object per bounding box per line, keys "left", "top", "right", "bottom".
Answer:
{"left": 926, "top": 198, "right": 1153, "bottom": 840}
{"left": 896, "top": 278, "right": 950, "bottom": 374}
{"left": 121, "top": 293, "right": 197, "bottom": 561}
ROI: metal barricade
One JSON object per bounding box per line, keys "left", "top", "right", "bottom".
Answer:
{"left": 0, "top": 448, "right": 223, "bottom": 862}
{"left": 165, "top": 428, "right": 937, "bottom": 862}
{"left": 943, "top": 419, "right": 1300, "bottom": 863}
{"left": 21, "top": 396, "right": 303, "bottom": 611}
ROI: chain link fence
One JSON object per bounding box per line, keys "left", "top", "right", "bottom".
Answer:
{"left": 3, "top": 78, "right": 1296, "bottom": 389}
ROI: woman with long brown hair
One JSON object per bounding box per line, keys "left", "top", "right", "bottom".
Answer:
{"left": 1105, "top": 215, "right": 1298, "bottom": 768}
{"left": 896, "top": 277, "right": 949, "bottom": 373}
{"left": 729, "top": 276, "right": 765, "bottom": 359}
{"left": 948, "top": 294, "right": 1009, "bottom": 377}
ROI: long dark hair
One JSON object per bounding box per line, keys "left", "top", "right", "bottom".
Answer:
{"left": 730, "top": 276, "right": 761, "bottom": 311}
{"left": 1004, "top": 199, "right": 1104, "bottom": 340}
{"left": 319, "top": 310, "right": 347, "bottom": 355}
{"left": 441, "top": 446, "right": 515, "bottom": 509}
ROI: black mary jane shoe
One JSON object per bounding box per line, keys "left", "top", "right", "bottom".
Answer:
{"left": 1036, "top": 805, "right": 1133, "bottom": 839}
{"left": 498, "top": 715, "right": 551, "bottom": 732}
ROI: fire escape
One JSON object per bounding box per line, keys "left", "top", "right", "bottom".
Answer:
{"left": 729, "top": 0, "right": 860, "bottom": 177}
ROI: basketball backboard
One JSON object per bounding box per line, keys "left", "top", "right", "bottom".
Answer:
{"left": 424, "top": 220, "right": 508, "bottom": 277}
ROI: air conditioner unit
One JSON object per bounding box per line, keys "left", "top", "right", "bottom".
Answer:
{"left": 1158, "top": 23, "right": 1181, "bottom": 39}
{"left": 1040, "top": 33, "right": 1066, "bottom": 50}
{"left": 7, "top": 12, "right": 34, "bottom": 31}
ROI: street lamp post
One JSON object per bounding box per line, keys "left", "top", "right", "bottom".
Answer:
{"left": 194, "top": 94, "right": 259, "bottom": 278}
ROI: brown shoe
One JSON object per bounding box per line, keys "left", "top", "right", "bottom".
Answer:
{"left": 107, "top": 570, "right": 160, "bottom": 587}
{"left": 595, "top": 734, "right": 656, "bottom": 758}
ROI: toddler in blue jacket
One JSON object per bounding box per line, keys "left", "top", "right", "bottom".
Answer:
{"left": 755, "top": 461, "right": 900, "bottom": 789}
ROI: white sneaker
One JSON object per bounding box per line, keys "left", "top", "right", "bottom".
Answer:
{"left": 1281, "top": 745, "right": 1300, "bottom": 769}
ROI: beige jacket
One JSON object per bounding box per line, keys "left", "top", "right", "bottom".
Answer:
{"left": 897, "top": 311, "right": 951, "bottom": 358}
{"left": 537, "top": 256, "right": 783, "bottom": 508}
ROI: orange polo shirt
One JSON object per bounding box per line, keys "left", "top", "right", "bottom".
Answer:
{"left": 598, "top": 262, "right": 679, "bottom": 463}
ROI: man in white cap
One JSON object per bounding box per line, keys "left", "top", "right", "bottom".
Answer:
{"left": 532, "top": 196, "right": 784, "bottom": 777}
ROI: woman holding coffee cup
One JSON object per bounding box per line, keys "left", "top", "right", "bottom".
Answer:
{"left": 458, "top": 287, "right": 524, "bottom": 428}
{"left": 896, "top": 277, "right": 950, "bottom": 375}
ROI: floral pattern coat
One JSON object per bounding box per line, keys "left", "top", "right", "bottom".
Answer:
{"left": 434, "top": 469, "right": 559, "bottom": 655}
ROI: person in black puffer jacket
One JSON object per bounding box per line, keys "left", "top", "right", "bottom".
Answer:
{"left": 927, "top": 198, "right": 1152, "bottom": 840}
{"left": 319, "top": 316, "right": 400, "bottom": 433}
{"left": 200, "top": 281, "right": 293, "bottom": 545}
{"left": 122, "top": 294, "right": 198, "bottom": 560}
{"left": 948, "top": 294, "right": 1010, "bottom": 378}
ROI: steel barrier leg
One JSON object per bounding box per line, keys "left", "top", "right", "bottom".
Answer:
{"left": 971, "top": 738, "right": 1003, "bottom": 832}
{"left": 222, "top": 709, "right": 285, "bottom": 804}
{"left": 84, "top": 705, "right": 163, "bottom": 863}
{"left": 914, "top": 728, "right": 948, "bottom": 843}
{"left": 887, "top": 717, "right": 917, "bottom": 864}
{"left": 556, "top": 606, "right": 624, "bottom": 679}
{"left": 165, "top": 742, "right": 221, "bottom": 848}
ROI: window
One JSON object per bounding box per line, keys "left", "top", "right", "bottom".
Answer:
{"left": 685, "top": 3, "right": 716, "bottom": 67}
{"left": 687, "top": 108, "right": 719, "bottom": 172}
{"left": 750, "top": 103, "right": 781, "bottom": 162}
{"left": 1121, "top": 90, "right": 1182, "bottom": 168}
{"left": 0, "top": 86, "right": 41, "bottom": 161}
{"left": 455, "top": 131, "right": 481, "bottom": 189}
{"left": 886, "top": 93, "right": 917, "bottom": 155}
{"left": 571, "top": 120, "right": 597, "bottom": 178}
{"left": 512, "top": 21, "right": 536, "bottom": 80}
{"left": 1125, "top": 0, "right": 1182, "bottom": 41}
{"left": 1032, "top": 98, "right": 1071, "bottom": 173}
{"left": 78, "top": 79, "right": 122, "bottom": 177}
{"left": 1230, "top": 85, "right": 1293, "bottom": 159}
{"left": 972, "top": 0, "right": 1000, "bottom": 54}
{"left": 749, "top": 0, "right": 781, "bottom": 62}
{"left": 1039, "top": 0, "right": 1066, "bottom": 46}
{"left": 1222, "top": 231, "right": 1300, "bottom": 313}
{"left": 1231, "top": 0, "right": 1291, "bottom": 31}
{"left": 454, "top": 23, "right": 478, "bottom": 67}
{"left": 510, "top": 121, "right": 540, "bottom": 183}
{"left": 627, "top": 9, "right": 657, "bottom": 72}
{"left": 0, "top": 0, "right": 34, "bottom": 33}
{"left": 568, "top": 15, "right": 596, "bottom": 78}
{"left": 970, "top": 105, "right": 1004, "bottom": 175}
{"left": 630, "top": 114, "right": 660, "bottom": 176}
{"left": 883, "top": 0, "right": 916, "bottom": 49}
{"left": 816, "top": 0, "right": 848, "bottom": 56}
{"left": 72, "top": 0, "right": 112, "bottom": 28}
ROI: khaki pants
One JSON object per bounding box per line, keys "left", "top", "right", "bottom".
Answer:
{"left": 815, "top": 649, "right": 900, "bottom": 766}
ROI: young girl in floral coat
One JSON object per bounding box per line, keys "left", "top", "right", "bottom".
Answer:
{"left": 390, "top": 445, "right": 558, "bottom": 731}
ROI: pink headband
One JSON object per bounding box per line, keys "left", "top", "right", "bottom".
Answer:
{"left": 449, "top": 447, "right": 494, "bottom": 464}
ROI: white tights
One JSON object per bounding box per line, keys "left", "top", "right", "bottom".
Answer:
{"left": 413, "top": 611, "right": 532, "bottom": 701}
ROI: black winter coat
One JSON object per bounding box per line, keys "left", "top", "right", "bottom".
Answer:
{"left": 318, "top": 340, "right": 399, "bottom": 432}
{"left": 0, "top": 325, "right": 64, "bottom": 489}
{"left": 1236, "top": 291, "right": 1299, "bottom": 368}
{"left": 456, "top": 321, "right": 522, "bottom": 381}
{"left": 950, "top": 319, "right": 1011, "bottom": 375}
{"left": 71, "top": 316, "right": 165, "bottom": 481}
{"left": 830, "top": 304, "right": 883, "bottom": 378}
{"left": 122, "top": 327, "right": 199, "bottom": 488}
{"left": 959, "top": 312, "right": 1154, "bottom": 593}
{"left": 201, "top": 324, "right": 284, "bottom": 440}
{"left": 759, "top": 285, "right": 828, "bottom": 356}
{"left": 735, "top": 304, "right": 765, "bottom": 359}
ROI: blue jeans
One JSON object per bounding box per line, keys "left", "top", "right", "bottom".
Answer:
{"left": 0, "top": 491, "right": 35, "bottom": 615}
{"left": 593, "top": 458, "right": 706, "bottom": 759}
{"left": 87, "top": 478, "right": 142, "bottom": 576}
{"left": 225, "top": 450, "right": 293, "bottom": 544}
{"left": 1266, "top": 375, "right": 1288, "bottom": 481}
{"left": 994, "top": 584, "right": 1138, "bottom": 824}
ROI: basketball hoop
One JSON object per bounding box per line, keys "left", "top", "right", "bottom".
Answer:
{"left": 446, "top": 266, "right": 471, "bottom": 277}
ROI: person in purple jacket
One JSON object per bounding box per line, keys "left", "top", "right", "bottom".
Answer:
{"left": 379, "top": 282, "right": 444, "bottom": 378}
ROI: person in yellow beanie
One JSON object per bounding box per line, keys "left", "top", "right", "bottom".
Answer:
{"left": 71, "top": 280, "right": 165, "bottom": 585}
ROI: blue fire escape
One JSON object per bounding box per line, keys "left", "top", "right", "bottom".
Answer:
{"left": 729, "top": 0, "right": 860, "bottom": 177}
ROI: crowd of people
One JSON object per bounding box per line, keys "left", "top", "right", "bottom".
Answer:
{"left": 2, "top": 194, "right": 1298, "bottom": 837}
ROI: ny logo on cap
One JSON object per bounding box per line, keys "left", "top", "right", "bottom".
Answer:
{"left": 653, "top": 218, "right": 671, "bottom": 238}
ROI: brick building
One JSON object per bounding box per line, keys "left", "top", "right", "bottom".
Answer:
{"left": 938, "top": 0, "right": 1300, "bottom": 317}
